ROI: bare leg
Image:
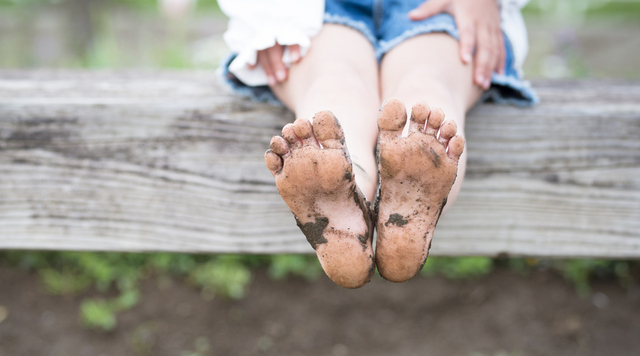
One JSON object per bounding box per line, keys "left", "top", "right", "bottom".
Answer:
{"left": 272, "top": 24, "right": 380, "bottom": 201}
{"left": 375, "top": 33, "right": 483, "bottom": 282}
{"left": 381, "top": 33, "right": 483, "bottom": 211}
{"left": 265, "top": 25, "right": 380, "bottom": 288}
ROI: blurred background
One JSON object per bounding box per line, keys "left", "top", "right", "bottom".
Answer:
{"left": 0, "top": 0, "right": 639, "bottom": 77}
{"left": 1, "top": 0, "right": 640, "bottom": 355}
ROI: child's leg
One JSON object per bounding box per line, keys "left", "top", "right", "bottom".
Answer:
{"left": 271, "top": 24, "right": 380, "bottom": 201}
{"left": 375, "top": 33, "right": 483, "bottom": 282}
{"left": 381, "top": 33, "right": 484, "bottom": 208}
{"left": 265, "top": 24, "right": 380, "bottom": 288}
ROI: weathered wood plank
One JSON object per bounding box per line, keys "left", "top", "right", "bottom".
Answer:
{"left": 1, "top": 71, "right": 639, "bottom": 257}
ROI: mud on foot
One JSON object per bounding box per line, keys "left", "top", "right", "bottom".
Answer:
{"left": 265, "top": 111, "right": 375, "bottom": 289}
{"left": 375, "top": 98, "right": 465, "bottom": 283}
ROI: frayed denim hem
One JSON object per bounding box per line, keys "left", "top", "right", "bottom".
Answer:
{"left": 483, "top": 73, "right": 540, "bottom": 107}
{"left": 323, "top": 13, "right": 378, "bottom": 46}
{"left": 217, "top": 32, "right": 538, "bottom": 107}
{"left": 375, "top": 23, "right": 459, "bottom": 60}
{"left": 217, "top": 53, "right": 285, "bottom": 107}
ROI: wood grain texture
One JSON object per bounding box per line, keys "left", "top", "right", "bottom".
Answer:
{"left": 1, "top": 71, "right": 639, "bottom": 257}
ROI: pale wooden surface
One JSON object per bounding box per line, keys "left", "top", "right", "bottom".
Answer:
{"left": 0, "top": 71, "right": 639, "bottom": 257}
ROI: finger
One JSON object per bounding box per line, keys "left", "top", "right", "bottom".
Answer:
{"left": 496, "top": 30, "right": 506, "bottom": 75}
{"left": 486, "top": 25, "right": 500, "bottom": 78}
{"left": 486, "top": 25, "right": 501, "bottom": 83}
{"left": 258, "top": 51, "right": 277, "bottom": 86}
{"left": 457, "top": 14, "right": 475, "bottom": 65}
{"left": 289, "top": 44, "right": 301, "bottom": 63}
{"left": 267, "top": 44, "right": 288, "bottom": 83}
{"left": 473, "top": 25, "right": 493, "bottom": 89}
{"left": 408, "top": 0, "right": 448, "bottom": 21}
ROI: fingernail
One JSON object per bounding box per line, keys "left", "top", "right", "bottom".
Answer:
{"left": 267, "top": 75, "right": 276, "bottom": 86}
{"left": 476, "top": 75, "right": 484, "bottom": 86}
{"left": 484, "top": 78, "right": 491, "bottom": 89}
{"left": 408, "top": 10, "right": 418, "bottom": 18}
{"left": 276, "top": 70, "right": 286, "bottom": 82}
{"left": 291, "top": 51, "right": 300, "bottom": 62}
{"left": 462, "top": 53, "right": 472, "bottom": 63}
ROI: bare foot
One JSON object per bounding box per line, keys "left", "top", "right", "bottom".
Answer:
{"left": 265, "top": 111, "right": 375, "bottom": 289}
{"left": 375, "top": 99, "right": 465, "bottom": 282}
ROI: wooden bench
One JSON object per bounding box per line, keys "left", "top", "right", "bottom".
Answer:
{"left": 1, "top": 70, "right": 639, "bottom": 257}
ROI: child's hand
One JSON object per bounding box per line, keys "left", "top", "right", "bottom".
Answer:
{"left": 251, "top": 43, "right": 302, "bottom": 87}
{"left": 409, "top": 0, "right": 504, "bottom": 89}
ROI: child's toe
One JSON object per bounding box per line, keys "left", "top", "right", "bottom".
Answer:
{"left": 409, "top": 101, "right": 430, "bottom": 133}
{"left": 447, "top": 136, "right": 465, "bottom": 160}
{"left": 426, "top": 107, "right": 444, "bottom": 136}
{"left": 378, "top": 98, "right": 407, "bottom": 140}
{"left": 270, "top": 135, "right": 290, "bottom": 157}
{"left": 438, "top": 120, "right": 457, "bottom": 145}
{"left": 282, "top": 123, "right": 302, "bottom": 149}
{"left": 312, "top": 111, "right": 346, "bottom": 149}
{"left": 293, "top": 118, "right": 320, "bottom": 148}
{"left": 264, "top": 150, "right": 283, "bottom": 175}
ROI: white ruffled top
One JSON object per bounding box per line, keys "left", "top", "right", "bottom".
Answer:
{"left": 219, "top": 0, "right": 530, "bottom": 86}
{"left": 219, "top": 0, "right": 325, "bottom": 86}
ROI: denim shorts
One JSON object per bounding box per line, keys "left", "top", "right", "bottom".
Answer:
{"left": 221, "top": 0, "right": 538, "bottom": 107}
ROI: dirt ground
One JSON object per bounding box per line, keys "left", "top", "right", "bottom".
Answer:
{"left": 1, "top": 266, "right": 640, "bottom": 356}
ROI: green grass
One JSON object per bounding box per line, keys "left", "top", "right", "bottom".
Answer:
{"left": 522, "top": 0, "right": 640, "bottom": 17}
{"left": 2, "top": 250, "right": 639, "bottom": 330}
{"left": 0, "top": 251, "right": 323, "bottom": 330}
{"left": 421, "top": 257, "right": 493, "bottom": 280}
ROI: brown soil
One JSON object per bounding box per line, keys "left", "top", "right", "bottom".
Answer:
{"left": 1, "top": 266, "right": 640, "bottom": 356}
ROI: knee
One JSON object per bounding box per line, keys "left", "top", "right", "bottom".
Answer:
{"left": 307, "top": 62, "right": 378, "bottom": 100}
{"left": 384, "top": 67, "right": 463, "bottom": 113}
{"left": 391, "top": 66, "right": 451, "bottom": 96}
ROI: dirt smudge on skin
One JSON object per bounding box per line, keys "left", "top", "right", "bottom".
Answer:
{"left": 434, "top": 197, "right": 448, "bottom": 227}
{"left": 358, "top": 235, "right": 368, "bottom": 251}
{"left": 385, "top": 213, "right": 408, "bottom": 227}
{"left": 377, "top": 151, "right": 397, "bottom": 180}
{"left": 429, "top": 147, "right": 441, "bottom": 167}
{"left": 366, "top": 259, "right": 376, "bottom": 280}
{"left": 296, "top": 217, "right": 329, "bottom": 250}
{"left": 419, "top": 142, "right": 441, "bottom": 168}
{"left": 351, "top": 185, "right": 373, "bottom": 240}
{"left": 344, "top": 170, "right": 352, "bottom": 181}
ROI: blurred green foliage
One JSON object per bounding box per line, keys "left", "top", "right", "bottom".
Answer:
{"left": 497, "top": 257, "right": 640, "bottom": 297}
{"left": 421, "top": 257, "right": 493, "bottom": 279}
{"left": 0, "top": 251, "right": 330, "bottom": 331}
{"left": 268, "top": 254, "right": 323, "bottom": 281}
{"left": 0, "top": 0, "right": 224, "bottom": 68}
{"left": 180, "top": 336, "right": 211, "bottom": 356}
{"left": 1, "top": 251, "right": 261, "bottom": 330}
{"left": 560, "top": 259, "right": 636, "bottom": 297}
{"left": 522, "top": 0, "right": 640, "bottom": 18}
{"left": 3, "top": 250, "right": 638, "bottom": 331}
{"left": 0, "top": 0, "right": 221, "bottom": 10}
{"left": 80, "top": 299, "right": 117, "bottom": 331}
{"left": 39, "top": 267, "right": 93, "bottom": 295}
{"left": 190, "top": 256, "right": 251, "bottom": 300}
